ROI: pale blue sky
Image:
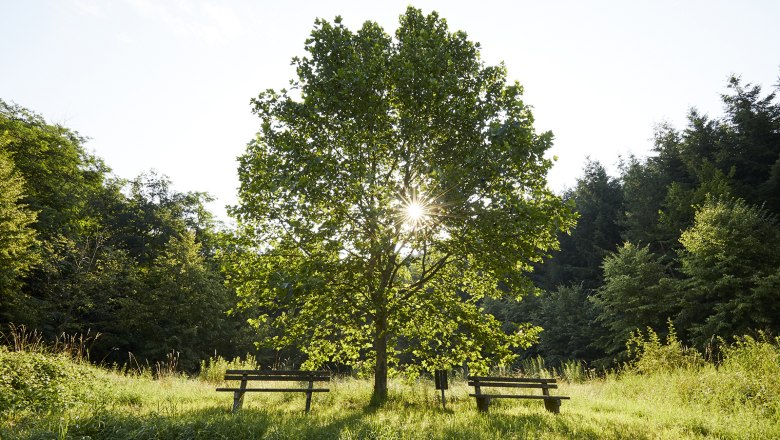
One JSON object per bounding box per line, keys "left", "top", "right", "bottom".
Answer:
{"left": 2, "top": 0, "right": 779, "bottom": 221}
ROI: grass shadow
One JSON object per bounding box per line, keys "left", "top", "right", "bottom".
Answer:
{"left": 7, "top": 401, "right": 382, "bottom": 440}
{"left": 438, "top": 400, "right": 656, "bottom": 440}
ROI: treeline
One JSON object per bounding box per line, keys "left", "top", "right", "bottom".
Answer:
{"left": 0, "top": 100, "right": 257, "bottom": 370}
{"left": 489, "top": 75, "right": 780, "bottom": 367}
{"left": 2, "top": 74, "right": 778, "bottom": 374}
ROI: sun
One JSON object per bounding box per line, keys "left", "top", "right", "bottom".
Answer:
{"left": 399, "top": 193, "right": 432, "bottom": 231}
{"left": 396, "top": 185, "right": 447, "bottom": 233}
{"left": 405, "top": 202, "right": 426, "bottom": 223}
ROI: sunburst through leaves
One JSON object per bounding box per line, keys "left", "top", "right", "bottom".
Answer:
{"left": 398, "top": 190, "right": 435, "bottom": 231}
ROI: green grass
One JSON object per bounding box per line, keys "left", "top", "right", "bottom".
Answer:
{"left": 3, "top": 331, "right": 779, "bottom": 439}
{"left": 2, "top": 353, "right": 778, "bottom": 440}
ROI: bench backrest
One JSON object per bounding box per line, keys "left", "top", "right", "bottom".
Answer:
{"left": 223, "top": 370, "right": 331, "bottom": 382}
{"left": 468, "top": 376, "right": 558, "bottom": 391}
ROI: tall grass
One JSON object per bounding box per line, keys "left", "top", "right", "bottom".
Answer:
{"left": 2, "top": 324, "right": 779, "bottom": 439}
{"left": 518, "top": 356, "right": 594, "bottom": 383}
{"left": 198, "top": 354, "right": 259, "bottom": 384}
{"left": 0, "top": 323, "right": 99, "bottom": 362}
{"left": 621, "top": 326, "right": 780, "bottom": 418}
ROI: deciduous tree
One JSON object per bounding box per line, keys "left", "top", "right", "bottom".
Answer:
{"left": 0, "top": 149, "right": 38, "bottom": 317}
{"left": 230, "top": 7, "right": 575, "bottom": 402}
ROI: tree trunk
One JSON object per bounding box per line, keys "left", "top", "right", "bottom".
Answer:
{"left": 371, "top": 314, "right": 388, "bottom": 405}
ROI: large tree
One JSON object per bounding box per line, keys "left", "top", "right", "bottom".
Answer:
{"left": 592, "top": 243, "right": 677, "bottom": 358}
{"left": 230, "top": 7, "right": 575, "bottom": 402}
{"left": 678, "top": 197, "right": 780, "bottom": 345}
{"left": 0, "top": 149, "right": 39, "bottom": 314}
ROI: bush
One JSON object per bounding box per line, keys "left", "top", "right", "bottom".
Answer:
{"left": 712, "top": 333, "right": 780, "bottom": 414}
{"left": 519, "top": 355, "right": 554, "bottom": 378}
{"left": 626, "top": 322, "right": 704, "bottom": 374}
{"left": 198, "top": 354, "right": 259, "bottom": 384}
{"left": 0, "top": 347, "right": 104, "bottom": 414}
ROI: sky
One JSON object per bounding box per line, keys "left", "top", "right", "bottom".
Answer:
{"left": 2, "top": 0, "right": 779, "bottom": 222}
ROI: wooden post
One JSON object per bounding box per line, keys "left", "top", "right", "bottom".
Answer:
{"left": 304, "top": 379, "right": 314, "bottom": 414}
{"left": 476, "top": 396, "right": 491, "bottom": 412}
{"left": 232, "top": 374, "right": 247, "bottom": 413}
{"left": 473, "top": 378, "right": 490, "bottom": 412}
{"left": 541, "top": 382, "right": 560, "bottom": 413}
{"left": 543, "top": 398, "right": 561, "bottom": 413}
{"left": 434, "top": 370, "right": 448, "bottom": 410}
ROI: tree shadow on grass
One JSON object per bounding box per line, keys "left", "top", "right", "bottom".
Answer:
{"left": 39, "top": 403, "right": 380, "bottom": 440}
{"left": 439, "top": 401, "right": 655, "bottom": 440}
{"left": 473, "top": 413, "right": 651, "bottom": 440}
{"left": 44, "top": 406, "right": 271, "bottom": 440}
{"left": 7, "top": 398, "right": 659, "bottom": 440}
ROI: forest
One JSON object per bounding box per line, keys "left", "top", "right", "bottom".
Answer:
{"left": 496, "top": 74, "right": 780, "bottom": 368}
{"left": 0, "top": 99, "right": 256, "bottom": 371}
{"left": 2, "top": 71, "right": 780, "bottom": 379}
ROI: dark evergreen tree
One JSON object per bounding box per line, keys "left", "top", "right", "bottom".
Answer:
{"left": 718, "top": 77, "right": 780, "bottom": 210}
{"left": 536, "top": 285, "right": 604, "bottom": 365}
{"left": 678, "top": 197, "right": 780, "bottom": 346}
{"left": 492, "top": 161, "right": 621, "bottom": 365}
{"left": 592, "top": 243, "right": 678, "bottom": 359}
{"left": 538, "top": 161, "right": 624, "bottom": 291}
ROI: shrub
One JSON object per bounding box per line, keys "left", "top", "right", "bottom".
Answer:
{"left": 519, "top": 355, "right": 554, "bottom": 378}
{"left": 626, "top": 322, "right": 704, "bottom": 374}
{"left": 712, "top": 333, "right": 780, "bottom": 414}
{"left": 198, "top": 354, "right": 259, "bottom": 384}
{"left": 0, "top": 347, "right": 104, "bottom": 414}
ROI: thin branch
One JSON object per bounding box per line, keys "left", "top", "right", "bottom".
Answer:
{"left": 398, "top": 252, "right": 453, "bottom": 303}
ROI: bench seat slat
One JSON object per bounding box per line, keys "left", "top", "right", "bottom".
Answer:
{"left": 468, "top": 375, "right": 570, "bottom": 413}
{"left": 467, "top": 381, "right": 557, "bottom": 389}
{"left": 225, "top": 370, "right": 329, "bottom": 375}
{"left": 468, "top": 393, "right": 570, "bottom": 400}
{"left": 218, "top": 370, "right": 332, "bottom": 414}
{"left": 468, "top": 376, "right": 557, "bottom": 383}
{"left": 216, "top": 388, "right": 330, "bottom": 393}
{"left": 223, "top": 375, "right": 330, "bottom": 382}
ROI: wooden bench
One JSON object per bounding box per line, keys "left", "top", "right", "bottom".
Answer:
{"left": 468, "top": 376, "right": 570, "bottom": 413}
{"left": 216, "top": 370, "right": 330, "bottom": 413}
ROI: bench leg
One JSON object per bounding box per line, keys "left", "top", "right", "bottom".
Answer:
{"left": 232, "top": 391, "right": 245, "bottom": 413}
{"left": 305, "top": 391, "right": 313, "bottom": 414}
{"left": 476, "top": 396, "right": 491, "bottom": 412}
{"left": 543, "top": 398, "right": 561, "bottom": 414}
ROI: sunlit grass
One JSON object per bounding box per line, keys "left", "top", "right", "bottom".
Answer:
{"left": 2, "top": 354, "right": 778, "bottom": 440}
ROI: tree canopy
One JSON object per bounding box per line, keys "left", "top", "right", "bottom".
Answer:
{"left": 229, "top": 7, "right": 575, "bottom": 401}
{"left": 0, "top": 149, "right": 38, "bottom": 305}
{"left": 492, "top": 73, "right": 780, "bottom": 368}
{"left": 678, "top": 197, "right": 780, "bottom": 345}
{"left": 0, "top": 99, "right": 253, "bottom": 371}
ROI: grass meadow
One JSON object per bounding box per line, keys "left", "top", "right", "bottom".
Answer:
{"left": 2, "top": 331, "right": 779, "bottom": 439}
